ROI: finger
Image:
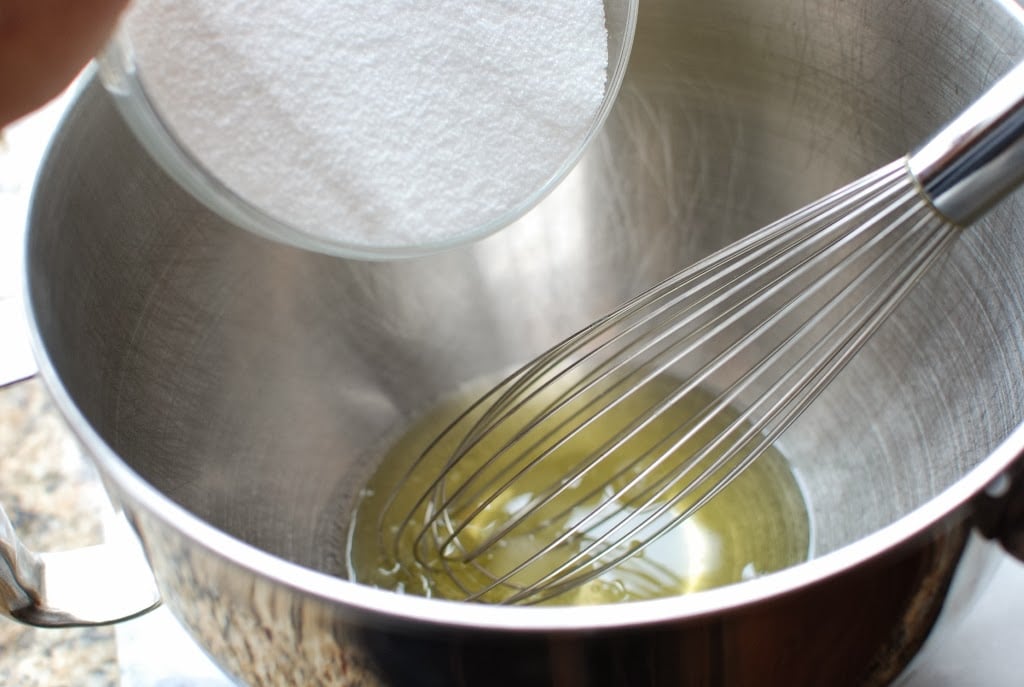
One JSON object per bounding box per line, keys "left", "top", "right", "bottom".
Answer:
{"left": 0, "top": 0, "right": 130, "bottom": 125}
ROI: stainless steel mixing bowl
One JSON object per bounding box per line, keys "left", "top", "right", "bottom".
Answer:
{"left": 6, "top": 0, "right": 1024, "bottom": 685}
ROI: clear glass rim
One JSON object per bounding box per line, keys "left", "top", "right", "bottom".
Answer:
{"left": 95, "top": 1, "right": 639, "bottom": 260}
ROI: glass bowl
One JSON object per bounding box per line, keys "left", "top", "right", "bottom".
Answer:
{"left": 95, "top": 1, "right": 638, "bottom": 260}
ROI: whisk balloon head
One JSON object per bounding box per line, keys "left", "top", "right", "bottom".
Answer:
{"left": 375, "top": 158, "right": 959, "bottom": 605}
{"left": 364, "top": 62, "right": 1024, "bottom": 604}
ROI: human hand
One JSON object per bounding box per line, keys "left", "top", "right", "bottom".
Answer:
{"left": 1, "top": 0, "right": 130, "bottom": 126}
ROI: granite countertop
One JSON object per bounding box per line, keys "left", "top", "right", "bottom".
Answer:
{"left": 3, "top": 79, "right": 1024, "bottom": 687}
{"left": 0, "top": 379, "right": 119, "bottom": 686}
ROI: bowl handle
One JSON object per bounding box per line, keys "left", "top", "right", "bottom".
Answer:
{"left": 993, "top": 477, "right": 1024, "bottom": 562}
{"left": 1, "top": 307, "right": 160, "bottom": 626}
{"left": 977, "top": 459, "right": 1024, "bottom": 563}
{"left": 0, "top": 499, "right": 161, "bottom": 627}
{"left": 0, "top": 353, "right": 161, "bottom": 626}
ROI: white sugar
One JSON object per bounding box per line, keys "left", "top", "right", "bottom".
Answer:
{"left": 124, "top": 1, "right": 608, "bottom": 249}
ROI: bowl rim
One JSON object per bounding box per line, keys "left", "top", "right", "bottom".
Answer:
{"left": 23, "top": 0, "right": 1024, "bottom": 632}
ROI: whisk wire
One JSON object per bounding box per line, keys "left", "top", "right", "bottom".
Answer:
{"left": 463, "top": 189, "right": 958, "bottom": 603}
{"left": 412, "top": 164, "right": 916, "bottom": 561}
{"left": 428, "top": 168, "right": 920, "bottom": 552}
{"left": 411, "top": 163, "right": 937, "bottom": 593}
{"left": 387, "top": 157, "right": 970, "bottom": 606}
{"left": 499, "top": 206, "right": 958, "bottom": 603}
{"left": 417, "top": 173, "right": 929, "bottom": 602}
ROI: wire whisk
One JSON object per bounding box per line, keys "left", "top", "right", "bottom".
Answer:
{"left": 379, "top": 62, "right": 1024, "bottom": 605}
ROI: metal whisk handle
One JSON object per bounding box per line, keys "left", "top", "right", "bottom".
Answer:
{"left": 909, "top": 61, "right": 1024, "bottom": 225}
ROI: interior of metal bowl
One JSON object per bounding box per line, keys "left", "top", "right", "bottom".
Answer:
{"left": 27, "top": 0, "right": 1024, "bottom": 581}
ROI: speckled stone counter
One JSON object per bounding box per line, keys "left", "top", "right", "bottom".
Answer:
{"left": 0, "top": 378, "right": 119, "bottom": 686}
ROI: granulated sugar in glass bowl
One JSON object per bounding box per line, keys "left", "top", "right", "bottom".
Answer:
{"left": 97, "top": 0, "right": 637, "bottom": 259}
